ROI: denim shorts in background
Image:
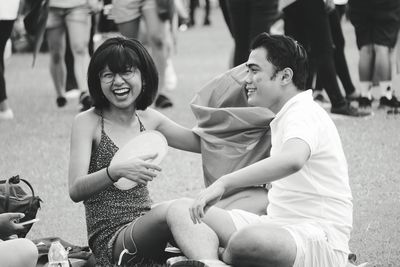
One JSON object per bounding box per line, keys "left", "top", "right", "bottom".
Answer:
{"left": 46, "top": 5, "right": 91, "bottom": 29}
{"left": 111, "top": 0, "right": 156, "bottom": 24}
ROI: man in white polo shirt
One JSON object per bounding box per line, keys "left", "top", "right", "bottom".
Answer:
{"left": 166, "top": 33, "right": 353, "bottom": 267}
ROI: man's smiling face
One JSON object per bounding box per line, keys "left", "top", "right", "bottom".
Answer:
{"left": 245, "top": 47, "right": 284, "bottom": 112}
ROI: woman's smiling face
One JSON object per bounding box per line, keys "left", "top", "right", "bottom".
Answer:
{"left": 99, "top": 65, "right": 142, "bottom": 109}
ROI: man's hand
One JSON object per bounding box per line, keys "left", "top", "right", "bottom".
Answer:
{"left": 189, "top": 181, "right": 226, "bottom": 224}
{"left": 0, "top": 213, "right": 26, "bottom": 238}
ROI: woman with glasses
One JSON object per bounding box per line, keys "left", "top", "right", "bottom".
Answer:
{"left": 68, "top": 36, "right": 200, "bottom": 266}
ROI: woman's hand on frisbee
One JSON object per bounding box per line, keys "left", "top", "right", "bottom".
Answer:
{"left": 111, "top": 153, "right": 162, "bottom": 185}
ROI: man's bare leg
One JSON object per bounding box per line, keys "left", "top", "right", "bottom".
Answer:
{"left": 166, "top": 198, "right": 236, "bottom": 260}
{"left": 222, "top": 224, "right": 297, "bottom": 267}
{"left": 166, "top": 198, "right": 296, "bottom": 267}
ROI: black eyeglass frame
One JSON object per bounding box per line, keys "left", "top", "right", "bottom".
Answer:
{"left": 99, "top": 68, "right": 137, "bottom": 84}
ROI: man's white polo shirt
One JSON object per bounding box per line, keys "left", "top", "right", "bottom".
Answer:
{"left": 268, "top": 90, "right": 353, "bottom": 253}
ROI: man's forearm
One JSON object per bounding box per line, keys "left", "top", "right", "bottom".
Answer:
{"left": 219, "top": 152, "right": 303, "bottom": 192}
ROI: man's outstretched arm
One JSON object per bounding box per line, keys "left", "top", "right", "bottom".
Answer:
{"left": 190, "top": 138, "right": 311, "bottom": 223}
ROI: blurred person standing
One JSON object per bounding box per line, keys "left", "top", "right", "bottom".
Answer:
{"left": 314, "top": 0, "right": 359, "bottom": 103}
{"left": 174, "top": 0, "right": 190, "bottom": 31}
{"left": 157, "top": 0, "right": 179, "bottom": 91}
{"left": 348, "top": 0, "right": 400, "bottom": 110}
{"left": 188, "top": 0, "right": 211, "bottom": 27}
{"left": 218, "top": 0, "right": 231, "bottom": 35}
{"left": 0, "top": 0, "right": 21, "bottom": 120}
{"left": 226, "top": 0, "right": 279, "bottom": 67}
{"left": 395, "top": 22, "right": 400, "bottom": 97}
{"left": 46, "top": 0, "right": 100, "bottom": 110}
{"left": 112, "top": 0, "right": 173, "bottom": 108}
{"left": 282, "top": 0, "right": 369, "bottom": 117}
{"left": 140, "top": 0, "right": 178, "bottom": 92}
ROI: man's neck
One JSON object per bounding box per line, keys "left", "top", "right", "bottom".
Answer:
{"left": 271, "top": 86, "right": 302, "bottom": 114}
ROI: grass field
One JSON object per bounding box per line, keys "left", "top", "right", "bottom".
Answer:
{"left": 0, "top": 7, "right": 399, "bottom": 267}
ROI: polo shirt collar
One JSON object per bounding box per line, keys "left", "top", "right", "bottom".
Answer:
{"left": 272, "top": 89, "right": 313, "bottom": 123}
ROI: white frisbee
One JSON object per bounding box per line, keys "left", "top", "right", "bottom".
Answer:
{"left": 110, "top": 130, "right": 168, "bottom": 190}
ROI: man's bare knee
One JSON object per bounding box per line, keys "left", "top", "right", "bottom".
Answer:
{"left": 226, "top": 227, "right": 267, "bottom": 265}
{"left": 225, "top": 226, "right": 296, "bottom": 267}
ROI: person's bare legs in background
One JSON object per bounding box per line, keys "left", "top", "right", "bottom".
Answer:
{"left": 47, "top": 25, "right": 68, "bottom": 107}
{"left": 0, "top": 20, "right": 16, "bottom": 120}
{"left": 46, "top": 6, "right": 92, "bottom": 109}
{"left": 116, "top": 1, "right": 172, "bottom": 108}
{"left": 66, "top": 11, "right": 91, "bottom": 108}
{"left": 349, "top": 0, "right": 400, "bottom": 111}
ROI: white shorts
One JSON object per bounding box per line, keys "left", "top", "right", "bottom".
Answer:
{"left": 228, "top": 209, "right": 348, "bottom": 267}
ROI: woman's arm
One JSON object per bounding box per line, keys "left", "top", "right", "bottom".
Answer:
{"left": 68, "top": 111, "right": 163, "bottom": 202}
{"left": 149, "top": 109, "right": 201, "bottom": 153}
{"left": 68, "top": 112, "right": 113, "bottom": 202}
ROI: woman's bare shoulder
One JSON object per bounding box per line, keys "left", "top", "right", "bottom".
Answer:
{"left": 72, "top": 108, "right": 101, "bottom": 132}
{"left": 137, "top": 107, "right": 164, "bottom": 120}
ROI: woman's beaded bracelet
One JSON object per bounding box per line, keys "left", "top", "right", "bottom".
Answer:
{"left": 106, "top": 166, "right": 117, "bottom": 183}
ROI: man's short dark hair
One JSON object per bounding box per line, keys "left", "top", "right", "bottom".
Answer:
{"left": 87, "top": 36, "right": 158, "bottom": 110}
{"left": 251, "top": 33, "right": 309, "bottom": 90}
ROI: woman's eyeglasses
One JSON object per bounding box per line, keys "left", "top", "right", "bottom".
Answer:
{"left": 99, "top": 68, "right": 136, "bottom": 84}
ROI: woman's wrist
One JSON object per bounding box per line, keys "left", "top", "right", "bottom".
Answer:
{"left": 106, "top": 166, "right": 118, "bottom": 183}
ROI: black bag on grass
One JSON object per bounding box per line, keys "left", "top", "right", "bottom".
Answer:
{"left": 0, "top": 175, "right": 42, "bottom": 237}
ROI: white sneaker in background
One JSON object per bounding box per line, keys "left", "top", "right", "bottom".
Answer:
{"left": 65, "top": 89, "right": 81, "bottom": 99}
{"left": 0, "top": 109, "right": 14, "bottom": 121}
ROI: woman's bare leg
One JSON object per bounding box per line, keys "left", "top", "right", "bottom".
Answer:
{"left": 112, "top": 202, "right": 172, "bottom": 264}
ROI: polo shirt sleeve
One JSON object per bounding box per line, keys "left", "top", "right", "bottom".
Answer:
{"left": 280, "top": 109, "right": 319, "bottom": 155}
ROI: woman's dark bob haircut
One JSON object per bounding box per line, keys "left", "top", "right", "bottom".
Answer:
{"left": 87, "top": 36, "right": 158, "bottom": 110}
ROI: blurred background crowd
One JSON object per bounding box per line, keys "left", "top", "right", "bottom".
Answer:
{"left": 2, "top": 0, "right": 400, "bottom": 122}
{"left": 1, "top": 1, "right": 400, "bottom": 266}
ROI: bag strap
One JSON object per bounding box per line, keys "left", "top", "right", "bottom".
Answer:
{"left": 3, "top": 175, "right": 36, "bottom": 211}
